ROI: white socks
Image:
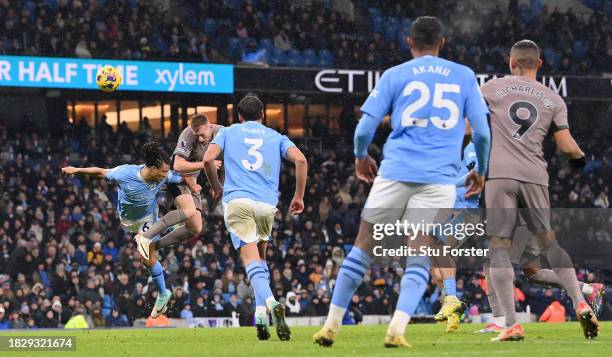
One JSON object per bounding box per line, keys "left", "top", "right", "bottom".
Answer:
{"left": 265, "top": 296, "right": 276, "bottom": 310}
{"left": 255, "top": 306, "right": 267, "bottom": 316}
{"left": 388, "top": 310, "right": 411, "bottom": 336}
{"left": 323, "top": 304, "right": 346, "bottom": 331}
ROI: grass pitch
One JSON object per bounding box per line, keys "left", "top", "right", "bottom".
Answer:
{"left": 2, "top": 322, "right": 610, "bottom": 357}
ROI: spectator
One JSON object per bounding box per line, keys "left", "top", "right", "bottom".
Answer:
{"left": 235, "top": 22, "right": 248, "bottom": 39}
{"left": 237, "top": 296, "right": 254, "bottom": 326}
{"left": 286, "top": 291, "right": 301, "bottom": 315}
{"left": 224, "top": 294, "right": 240, "bottom": 316}
{"left": 181, "top": 304, "right": 194, "bottom": 320}
{"left": 274, "top": 30, "right": 291, "bottom": 51}
{"left": 0, "top": 306, "right": 10, "bottom": 329}
{"left": 78, "top": 279, "right": 101, "bottom": 304}
{"left": 594, "top": 191, "right": 609, "bottom": 208}
{"left": 105, "top": 309, "right": 129, "bottom": 328}
{"left": 40, "top": 309, "right": 59, "bottom": 328}
{"left": 91, "top": 307, "right": 105, "bottom": 328}
{"left": 192, "top": 296, "right": 207, "bottom": 318}
{"left": 74, "top": 40, "right": 92, "bottom": 59}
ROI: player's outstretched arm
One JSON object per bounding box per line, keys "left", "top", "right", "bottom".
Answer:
{"left": 285, "top": 147, "right": 308, "bottom": 214}
{"left": 203, "top": 143, "right": 223, "bottom": 200}
{"left": 61, "top": 166, "right": 109, "bottom": 178}
{"left": 553, "top": 129, "right": 586, "bottom": 167}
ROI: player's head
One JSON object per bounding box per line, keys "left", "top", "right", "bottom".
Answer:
{"left": 237, "top": 95, "right": 264, "bottom": 122}
{"left": 142, "top": 141, "right": 171, "bottom": 181}
{"left": 190, "top": 114, "right": 214, "bottom": 145}
{"left": 509, "top": 40, "right": 542, "bottom": 75}
{"left": 407, "top": 16, "right": 445, "bottom": 54}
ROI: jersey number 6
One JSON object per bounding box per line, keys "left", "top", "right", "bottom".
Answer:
{"left": 401, "top": 81, "right": 461, "bottom": 130}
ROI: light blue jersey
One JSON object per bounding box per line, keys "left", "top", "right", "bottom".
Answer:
{"left": 105, "top": 164, "right": 182, "bottom": 221}
{"left": 212, "top": 121, "right": 296, "bottom": 206}
{"left": 358, "top": 55, "right": 489, "bottom": 184}
{"left": 455, "top": 142, "right": 480, "bottom": 209}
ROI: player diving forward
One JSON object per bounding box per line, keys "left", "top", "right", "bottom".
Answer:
{"left": 481, "top": 39, "right": 599, "bottom": 341}
{"left": 313, "top": 16, "right": 491, "bottom": 348}
{"left": 135, "top": 114, "right": 222, "bottom": 266}
{"left": 61, "top": 142, "right": 198, "bottom": 318}
{"left": 203, "top": 95, "right": 308, "bottom": 341}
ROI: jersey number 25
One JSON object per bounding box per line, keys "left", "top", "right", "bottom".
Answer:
{"left": 401, "top": 81, "right": 460, "bottom": 130}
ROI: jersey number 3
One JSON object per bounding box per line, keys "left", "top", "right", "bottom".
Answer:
{"left": 242, "top": 138, "right": 263, "bottom": 171}
{"left": 401, "top": 81, "right": 460, "bottom": 130}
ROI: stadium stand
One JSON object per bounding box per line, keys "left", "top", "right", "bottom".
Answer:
{"left": 0, "top": 0, "right": 609, "bottom": 72}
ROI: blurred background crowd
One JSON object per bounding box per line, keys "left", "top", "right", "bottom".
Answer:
{"left": 0, "top": 107, "right": 610, "bottom": 328}
{"left": 0, "top": 0, "right": 609, "bottom": 73}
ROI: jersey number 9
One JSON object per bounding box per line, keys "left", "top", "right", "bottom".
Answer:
{"left": 508, "top": 101, "right": 538, "bottom": 140}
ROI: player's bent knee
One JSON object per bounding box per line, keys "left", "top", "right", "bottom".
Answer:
{"left": 187, "top": 220, "right": 203, "bottom": 236}
{"left": 181, "top": 206, "right": 198, "bottom": 220}
{"left": 146, "top": 257, "right": 157, "bottom": 268}
{"left": 355, "top": 220, "right": 375, "bottom": 250}
{"left": 239, "top": 243, "right": 261, "bottom": 265}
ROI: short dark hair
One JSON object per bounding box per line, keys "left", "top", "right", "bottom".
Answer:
{"left": 510, "top": 39, "right": 541, "bottom": 69}
{"left": 142, "top": 141, "right": 170, "bottom": 168}
{"left": 410, "top": 16, "right": 444, "bottom": 50}
{"left": 237, "top": 95, "right": 264, "bottom": 121}
{"left": 190, "top": 114, "right": 209, "bottom": 127}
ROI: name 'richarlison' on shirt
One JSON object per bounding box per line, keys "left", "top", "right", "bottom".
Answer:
{"left": 495, "top": 84, "right": 554, "bottom": 108}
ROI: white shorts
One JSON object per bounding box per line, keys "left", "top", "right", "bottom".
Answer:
{"left": 361, "top": 176, "right": 456, "bottom": 226}
{"left": 120, "top": 213, "right": 159, "bottom": 241}
{"left": 223, "top": 198, "right": 277, "bottom": 250}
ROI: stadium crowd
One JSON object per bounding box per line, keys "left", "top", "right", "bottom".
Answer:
{"left": 0, "top": 110, "right": 610, "bottom": 328}
{"left": 0, "top": 0, "right": 609, "bottom": 73}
